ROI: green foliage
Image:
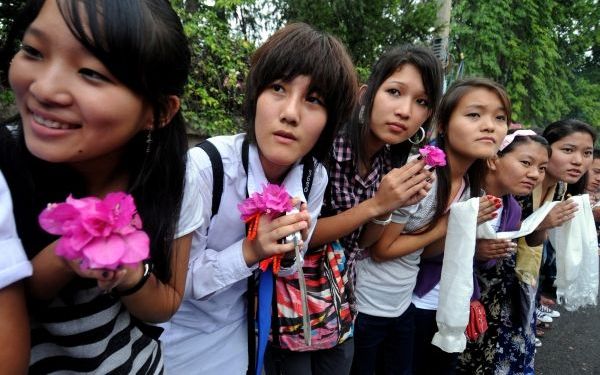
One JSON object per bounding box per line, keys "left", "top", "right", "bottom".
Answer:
{"left": 173, "top": 0, "right": 255, "bottom": 137}
{"left": 271, "top": 0, "right": 438, "bottom": 74}
{"left": 450, "top": 0, "right": 599, "bottom": 128}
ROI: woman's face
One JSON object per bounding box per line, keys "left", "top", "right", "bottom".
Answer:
{"left": 8, "top": 0, "right": 153, "bottom": 167}
{"left": 585, "top": 158, "right": 600, "bottom": 193}
{"left": 546, "top": 131, "right": 594, "bottom": 184}
{"left": 445, "top": 87, "right": 508, "bottom": 160}
{"left": 254, "top": 75, "right": 327, "bottom": 182}
{"left": 368, "top": 63, "right": 431, "bottom": 147}
{"left": 491, "top": 142, "right": 549, "bottom": 196}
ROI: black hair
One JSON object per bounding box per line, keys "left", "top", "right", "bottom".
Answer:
{"left": 0, "top": 0, "right": 191, "bottom": 282}
{"left": 429, "top": 78, "right": 511, "bottom": 229}
{"left": 345, "top": 45, "right": 444, "bottom": 168}
{"left": 542, "top": 118, "right": 597, "bottom": 146}
{"left": 244, "top": 22, "right": 357, "bottom": 165}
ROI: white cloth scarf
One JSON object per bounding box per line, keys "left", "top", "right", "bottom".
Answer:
{"left": 548, "top": 194, "right": 599, "bottom": 311}
{"left": 432, "top": 198, "right": 558, "bottom": 353}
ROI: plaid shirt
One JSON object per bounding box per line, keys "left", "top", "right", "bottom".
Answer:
{"left": 322, "top": 135, "right": 393, "bottom": 306}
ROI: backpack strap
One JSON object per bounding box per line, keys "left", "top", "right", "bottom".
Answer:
{"left": 195, "top": 140, "right": 223, "bottom": 218}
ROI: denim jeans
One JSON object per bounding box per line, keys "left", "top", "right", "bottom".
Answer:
{"left": 413, "top": 307, "right": 457, "bottom": 375}
{"left": 264, "top": 338, "right": 354, "bottom": 375}
{"left": 351, "top": 304, "right": 416, "bottom": 375}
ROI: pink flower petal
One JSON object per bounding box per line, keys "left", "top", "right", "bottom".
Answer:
{"left": 119, "top": 231, "right": 150, "bottom": 265}
{"left": 82, "top": 235, "right": 126, "bottom": 270}
{"left": 38, "top": 202, "right": 80, "bottom": 235}
{"left": 419, "top": 145, "right": 447, "bottom": 167}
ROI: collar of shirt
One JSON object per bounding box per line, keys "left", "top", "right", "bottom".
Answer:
{"left": 247, "top": 142, "right": 306, "bottom": 203}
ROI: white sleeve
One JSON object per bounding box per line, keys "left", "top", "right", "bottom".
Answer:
{"left": 0, "top": 171, "right": 32, "bottom": 289}
{"left": 391, "top": 202, "right": 420, "bottom": 224}
{"left": 184, "top": 146, "right": 255, "bottom": 300}
{"left": 176, "top": 151, "right": 205, "bottom": 238}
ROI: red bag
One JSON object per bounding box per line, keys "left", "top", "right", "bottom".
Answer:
{"left": 465, "top": 300, "right": 488, "bottom": 342}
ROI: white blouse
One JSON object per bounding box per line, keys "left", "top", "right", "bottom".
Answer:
{"left": 0, "top": 170, "right": 32, "bottom": 289}
{"left": 161, "top": 133, "right": 327, "bottom": 374}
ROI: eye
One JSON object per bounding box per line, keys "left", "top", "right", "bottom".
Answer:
{"left": 539, "top": 166, "right": 547, "bottom": 173}
{"left": 562, "top": 147, "right": 573, "bottom": 153}
{"left": 306, "top": 94, "right": 324, "bottom": 107}
{"left": 496, "top": 115, "right": 507, "bottom": 122}
{"left": 584, "top": 150, "right": 593, "bottom": 157}
{"left": 416, "top": 98, "right": 430, "bottom": 107}
{"left": 271, "top": 83, "right": 284, "bottom": 93}
{"left": 520, "top": 160, "right": 531, "bottom": 167}
{"left": 466, "top": 112, "right": 480, "bottom": 118}
{"left": 19, "top": 43, "right": 42, "bottom": 60}
{"left": 386, "top": 88, "right": 401, "bottom": 97}
{"left": 79, "top": 68, "right": 111, "bottom": 83}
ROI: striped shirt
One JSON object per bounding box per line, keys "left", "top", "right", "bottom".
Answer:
{"left": 29, "top": 280, "right": 163, "bottom": 374}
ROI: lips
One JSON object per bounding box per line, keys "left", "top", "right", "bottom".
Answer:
{"left": 476, "top": 136, "right": 496, "bottom": 144}
{"left": 273, "top": 130, "right": 297, "bottom": 143}
{"left": 566, "top": 169, "right": 582, "bottom": 177}
{"left": 520, "top": 181, "right": 535, "bottom": 189}
{"left": 387, "top": 122, "right": 408, "bottom": 132}
{"left": 30, "top": 110, "right": 80, "bottom": 130}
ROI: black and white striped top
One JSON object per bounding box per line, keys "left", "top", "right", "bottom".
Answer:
{"left": 29, "top": 279, "right": 163, "bottom": 374}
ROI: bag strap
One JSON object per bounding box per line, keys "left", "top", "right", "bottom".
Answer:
{"left": 195, "top": 140, "right": 224, "bottom": 218}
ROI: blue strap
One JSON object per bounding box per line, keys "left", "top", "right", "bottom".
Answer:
{"left": 255, "top": 267, "right": 274, "bottom": 375}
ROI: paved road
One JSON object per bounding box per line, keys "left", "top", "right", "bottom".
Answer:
{"left": 535, "top": 296, "right": 600, "bottom": 374}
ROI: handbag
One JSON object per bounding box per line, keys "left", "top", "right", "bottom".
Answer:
{"left": 465, "top": 299, "right": 488, "bottom": 342}
{"left": 270, "top": 241, "right": 354, "bottom": 351}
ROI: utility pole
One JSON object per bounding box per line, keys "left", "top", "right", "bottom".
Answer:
{"left": 432, "top": 0, "right": 452, "bottom": 87}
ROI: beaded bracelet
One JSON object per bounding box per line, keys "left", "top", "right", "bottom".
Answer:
{"left": 113, "top": 259, "right": 154, "bottom": 297}
{"left": 370, "top": 213, "right": 392, "bottom": 226}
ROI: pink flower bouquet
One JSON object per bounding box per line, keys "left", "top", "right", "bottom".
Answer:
{"left": 238, "top": 183, "right": 293, "bottom": 274}
{"left": 419, "top": 145, "right": 446, "bottom": 168}
{"left": 38, "top": 192, "right": 149, "bottom": 270}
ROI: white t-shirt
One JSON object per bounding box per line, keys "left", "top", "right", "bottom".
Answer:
{"left": 355, "top": 180, "right": 440, "bottom": 318}
{"left": 0, "top": 171, "right": 32, "bottom": 289}
{"left": 161, "top": 134, "right": 327, "bottom": 374}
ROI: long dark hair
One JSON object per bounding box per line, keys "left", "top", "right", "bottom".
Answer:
{"left": 345, "top": 44, "right": 443, "bottom": 168}
{"left": 0, "top": 0, "right": 191, "bottom": 282}
{"left": 244, "top": 22, "right": 357, "bottom": 165}
{"left": 544, "top": 119, "right": 598, "bottom": 196}
{"left": 428, "top": 78, "right": 511, "bottom": 228}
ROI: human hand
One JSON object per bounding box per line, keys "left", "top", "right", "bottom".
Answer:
{"left": 537, "top": 199, "right": 578, "bottom": 230}
{"left": 64, "top": 259, "right": 144, "bottom": 293}
{"left": 242, "top": 209, "right": 310, "bottom": 266}
{"left": 372, "top": 158, "right": 433, "bottom": 215}
{"left": 475, "top": 239, "right": 516, "bottom": 261}
{"left": 477, "top": 195, "right": 501, "bottom": 224}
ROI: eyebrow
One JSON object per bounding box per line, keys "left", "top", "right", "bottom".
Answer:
{"left": 387, "top": 81, "right": 427, "bottom": 96}
{"left": 465, "top": 104, "right": 506, "bottom": 111}
{"left": 24, "top": 25, "right": 46, "bottom": 40}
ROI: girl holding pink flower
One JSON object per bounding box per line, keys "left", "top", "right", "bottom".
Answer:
{"left": 160, "top": 23, "right": 357, "bottom": 375}
{"left": 0, "top": 0, "right": 192, "bottom": 373}
{"left": 305, "top": 45, "right": 443, "bottom": 374}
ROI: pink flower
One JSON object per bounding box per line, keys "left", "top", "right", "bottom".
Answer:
{"left": 38, "top": 193, "right": 150, "bottom": 270}
{"left": 238, "top": 183, "right": 293, "bottom": 220}
{"left": 419, "top": 145, "right": 446, "bottom": 168}
{"left": 261, "top": 184, "right": 293, "bottom": 217}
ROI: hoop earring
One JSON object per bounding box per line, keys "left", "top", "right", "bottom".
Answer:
{"left": 145, "top": 130, "right": 153, "bottom": 154}
{"left": 358, "top": 105, "right": 366, "bottom": 125}
{"left": 408, "top": 126, "right": 426, "bottom": 145}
